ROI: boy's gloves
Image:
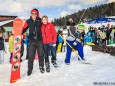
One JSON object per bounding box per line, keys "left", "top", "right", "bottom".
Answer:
{"left": 73, "top": 41, "right": 78, "bottom": 46}
{"left": 73, "top": 38, "right": 81, "bottom": 46}
{"left": 53, "top": 44, "right": 56, "bottom": 47}
{"left": 49, "top": 43, "right": 56, "bottom": 47}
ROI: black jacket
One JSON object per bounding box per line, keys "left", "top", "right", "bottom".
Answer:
{"left": 23, "top": 17, "right": 42, "bottom": 42}
{"left": 0, "top": 37, "right": 4, "bottom": 50}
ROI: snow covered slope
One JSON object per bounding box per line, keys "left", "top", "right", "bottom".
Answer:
{"left": 0, "top": 44, "right": 115, "bottom": 86}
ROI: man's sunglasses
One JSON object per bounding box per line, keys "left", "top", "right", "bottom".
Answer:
{"left": 31, "top": 13, "right": 37, "bottom": 15}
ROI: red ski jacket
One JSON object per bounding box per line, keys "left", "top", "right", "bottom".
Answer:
{"left": 41, "top": 23, "right": 57, "bottom": 44}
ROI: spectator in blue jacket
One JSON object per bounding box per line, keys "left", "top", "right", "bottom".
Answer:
{"left": 84, "top": 32, "right": 92, "bottom": 44}
{"left": 24, "top": 34, "right": 29, "bottom": 60}
{"left": 57, "top": 31, "right": 63, "bottom": 53}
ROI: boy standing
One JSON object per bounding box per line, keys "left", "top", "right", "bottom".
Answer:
{"left": 41, "top": 16, "right": 58, "bottom": 72}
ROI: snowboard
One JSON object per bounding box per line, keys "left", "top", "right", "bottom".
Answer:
{"left": 10, "top": 18, "right": 23, "bottom": 83}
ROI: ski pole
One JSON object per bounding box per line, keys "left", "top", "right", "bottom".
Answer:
{"left": 59, "top": 34, "right": 83, "bottom": 60}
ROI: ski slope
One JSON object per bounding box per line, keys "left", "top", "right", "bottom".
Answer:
{"left": 0, "top": 44, "right": 115, "bottom": 86}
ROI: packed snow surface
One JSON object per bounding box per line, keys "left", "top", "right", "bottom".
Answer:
{"left": 0, "top": 44, "right": 115, "bottom": 86}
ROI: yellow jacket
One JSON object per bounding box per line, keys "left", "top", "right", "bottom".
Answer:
{"left": 112, "top": 29, "right": 115, "bottom": 32}
{"left": 99, "top": 31, "right": 106, "bottom": 39}
{"left": 8, "top": 36, "right": 14, "bottom": 53}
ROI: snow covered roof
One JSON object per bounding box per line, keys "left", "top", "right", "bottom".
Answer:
{"left": 0, "top": 20, "right": 14, "bottom": 26}
{"left": 106, "top": 16, "right": 115, "bottom": 18}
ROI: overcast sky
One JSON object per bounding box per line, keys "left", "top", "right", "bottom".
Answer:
{"left": 0, "top": 0, "right": 115, "bottom": 21}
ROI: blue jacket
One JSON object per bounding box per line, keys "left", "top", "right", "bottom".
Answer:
{"left": 84, "top": 35, "right": 92, "bottom": 44}
{"left": 24, "top": 35, "right": 29, "bottom": 47}
{"left": 88, "top": 31, "right": 95, "bottom": 37}
{"left": 58, "top": 35, "right": 63, "bottom": 43}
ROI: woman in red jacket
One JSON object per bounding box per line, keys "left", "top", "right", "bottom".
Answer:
{"left": 41, "top": 16, "right": 58, "bottom": 72}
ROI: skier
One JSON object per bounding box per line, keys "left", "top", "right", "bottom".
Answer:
{"left": 62, "top": 18, "right": 85, "bottom": 65}
{"left": 8, "top": 33, "right": 14, "bottom": 63}
{"left": 41, "top": 15, "right": 58, "bottom": 73}
{"left": 0, "top": 30, "right": 6, "bottom": 64}
{"left": 23, "top": 8, "right": 44, "bottom": 76}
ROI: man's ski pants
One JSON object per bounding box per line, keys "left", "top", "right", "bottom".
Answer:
{"left": 28, "top": 41, "right": 44, "bottom": 71}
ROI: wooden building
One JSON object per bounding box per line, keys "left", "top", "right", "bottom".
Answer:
{"left": 0, "top": 15, "right": 17, "bottom": 41}
{"left": 0, "top": 15, "right": 17, "bottom": 22}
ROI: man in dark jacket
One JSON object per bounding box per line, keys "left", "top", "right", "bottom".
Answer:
{"left": 23, "top": 8, "right": 44, "bottom": 76}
